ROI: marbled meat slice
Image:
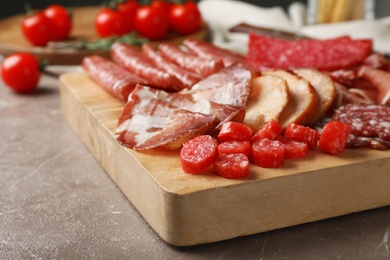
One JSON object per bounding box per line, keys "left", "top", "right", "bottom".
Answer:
{"left": 333, "top": 103, "right": 390, "bottom": 141}
{"left": 158, "top": 43, "right": 224, "bottom": 78}
{"left": 185, "top": 62, "right": 256, "bottom": 107}
{"left": 142, "top": 44, "right": 201, "bottom": 89}
{"left": 183, "top": 38, "right": 249, "bottom": 67}
{"left": 111, "top": 42, "right": 183, "bottom": 91}
{"left": 357, "top": 65, "right": 390, "bottom": 105}
{"left": 131, "top": 85, "right": 245, "bottom": 129}
{"left": 247, "top": 33, "right": 373, "bottom": 71}
{"left": 115, "top": 89, "right": 219, "bottom": 150}
{"left": 82, "top": 55, "right": 148, "bottom": 101}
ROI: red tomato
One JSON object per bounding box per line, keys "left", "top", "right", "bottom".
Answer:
{"left": 218, "top": 140, "right": 251, "bottom": 158}
{"left": 95, "top": 7, "right": 129, "bottom": 38}
{"left": 43, "top": 4, "right": 72, "bottom": 40}
{"left": 218, "top": 122, "right": 253, "bottom": 142}
{"left": 151, "top": 0, "right": 173, "bottom": 15}
{"left": 276, "top": 136, "right": 308, "bottom": 159}
{"left": 117, "top": 0, "right": 140, "bottom": 33}
{"left": 284, "top": 123, "right": 319, "bottom": 147}
{"left": 214, "top": 153, "right": 249, "bottom": 179}
{"left": 180, "top": 135, "right": 218, "bottom": 174}
{"left": 134, "top": 5, "right": 169, "bottom": 40}
{"left": 252, "top": 138, "right": 285, "bottom": 168}
{"left": 21, "top": 11, "right": 54, "bottom": 46}
{"left": 251, "top": 119, "right": 282, "bottom": 143}
{"left": 1, "top": 53, "right": 41, "bottom": 93}
{"left": 319, "top": 121, "right": 351, "bottom": 155}
{"left": 169, "top": 1, "right": 202, "bottom": 35}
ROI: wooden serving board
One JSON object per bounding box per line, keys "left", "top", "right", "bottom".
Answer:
{"left": 60, "top": 72, "right": 390, "bottom": 246}
{"left": 0, "top": 6, "right": 208, "bottom": 65}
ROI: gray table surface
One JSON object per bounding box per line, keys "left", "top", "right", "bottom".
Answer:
{"left": 1, "top": 72, "right": 390, "bottom": 260}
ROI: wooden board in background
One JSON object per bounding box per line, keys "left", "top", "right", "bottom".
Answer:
{"left": 0, "top": 6, "right": 209, "bottom": 65}
{"left": 60, "top": 72, "right": 390, "bottom": 246}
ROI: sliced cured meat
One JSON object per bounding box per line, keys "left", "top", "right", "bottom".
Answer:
{"left": 129, "top": 85, "right": 245, "bottom": 129}
{"left": 263, "top": 70, "right": 319, "bottom": 128}
{"left": 346, "top": 135, "right": 390, "bottom": 150}
{"left": 357, "top": 65, "right": 390, "bottom": 105}
{"left": 251, "top": 119, "right": 283, "bottom": 143}
{"left": 158, "top": 43, "right": 224, "bottom": 78}
{"left": 213, "top": 153, "right": 250, "bottom": 179}
{"left": 82, "top": 55, "right": 148, "bottom": 101}
{"left": 244, "top": 74, "right": 289, "bottom": 131}
{"left": 115, "top": 92, "right": 219, "bottom": 150}
{"left": 247, "top": 33, "right": 373, "bottom": 71}
{"left": 217, "top": 121, "right": 253, "bottom": 142}
{"left": 332, "top": 103, "right": 390, "bottom": 141}
{"left": 293, "top": 68, "right": 336, "bottom": 125}
{"left": 217, "top": 140, "right": 251, "bottom": 158}
{"left": 186, "top": 62, "right": 255, "bottom": 107}
{"left": 183, "top": 38, "right": 249, "bottom": 67}
{"left": 252, "top": 138, "right": 285, "bottom": 168}
{"left": 275, "top": 136, "right": 308, "bottom": 159}
{"left": 142, "top": 44, "right": 201, "bottom": 89}
{"left": 110, "top": 42, "right": 183, "bottom": 91}
{"left": 284, "top": 123, "right": 319, "bottom": 147}
{"left": 319, "top": 121, "right": 351, "bottom": 155}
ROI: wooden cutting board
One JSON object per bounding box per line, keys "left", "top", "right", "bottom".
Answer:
{"left": 0, "top": 6, "right": 208, "bottom": 65}
{"left": 60, "top": 72, "right": 390, "bottom": 246}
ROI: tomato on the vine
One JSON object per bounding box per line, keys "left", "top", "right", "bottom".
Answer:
{"left": 21, "top": 11, "right": 54, "bottom": 46}
{"left": 1, "top": 53, "right": 41, "bottom": 93}
{"left": 134, "top": 5, "right": 169, "bottom": 40}
{"left": 169, "top": 1, "right": 202, "bottom": 35}
{"left": 117, "top": 0, "right": 140, "bottom": 33}
{"left": 95, "top": 7, "right": 129, "bottom": 38}
{"left": 43, "top": 4, "right": 72, "bottom": 41}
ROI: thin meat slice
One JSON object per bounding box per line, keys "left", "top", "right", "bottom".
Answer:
{"left": 111, "top": 42, "right": 183, "bottom": 91}
{"left": 142, "top": 44, "right": 201, "bottom": 89}
{"left": 357, "top": 65, "right": 390, "bottom": 105}
{"left": 186, "top": 62, "right": 256, "bottom": 107}
{"left": 247, "top": 33, "right": 373, "bottom": 71}
{"left": 158, "top": 43, "right": 224, "bottom": 78}
{"left": 115, "top": 91, "right": 219, "bottom": 150}
{"left": 183, "top": 38, "right": 249, "bottom": 67}
{"left": 129, "top": 85, "right": 245, "bottom": 129}
{"left": 82, "top": 55, "right": 148, "bottom": 101}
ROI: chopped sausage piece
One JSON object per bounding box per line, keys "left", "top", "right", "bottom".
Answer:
{"left": 82, "top": 55, "right": 148, "bottom": 101}
{"left": 251, "top": 119, "right": 282, "bottom": 143}
{"left": 284, "top": 123, "right": 319, "bottom": 147}
{"left": 218, "top": 140, "right": 251, "bottom": 158}
{"left": 275, "top": 136, "right": 308, "bottom": 159}
{"left": 252, "top": 138, "right": 285, "bottom": 168}
{"left": 180, "top": 135, "right": 219, "bottom": 174}
{"left": 214, "top": 153, "right": 250, "bottom": 179}
{"left": 111, "top": 42, "right": 183, "bottom": 91}
{"left": 218, "top": 122, "right": 253, "bottom": 142}
{"left": 319, "top": 121, "right": 351, "bottom": 155}
{"left": 158, "top": 42, "right": 224, "bottom": 78}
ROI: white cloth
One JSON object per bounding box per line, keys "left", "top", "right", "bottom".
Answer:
{"left": 198, "top": 0, "right": 390, "bottom": 54}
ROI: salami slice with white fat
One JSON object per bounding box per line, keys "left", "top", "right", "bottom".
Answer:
{"left": 111, "top": 42, "right": 183, "bottom": 91}
{"left": 333, "top": 103, "right": 390, "bottom": 142}
{"left": 142, "top": 44, "right": 201, "bottom": 89}
{"left": 82, "top": 55, "right": 148, "bottom": 101}
{"left": 158, "top": 43, "right": 224, "bottom": 78}
{"left": 115, "top": 90, "right": 219, "bottom": 150}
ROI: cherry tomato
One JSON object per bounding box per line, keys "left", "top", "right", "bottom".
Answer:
{"left": 1, "top": 53, "right": 41, "bottom": 93}
{"left": 169, "top": 1, "right": 202, "bottom": 35}
{"left": 43, "top": 5, "right": 72, "bottom": 41}
{"left": 134, "top": 5, "right": 169, "bottom": 40}
{"left": 21, "top": 11, "right": 54, "bottom": 46}
{"left": 151, "top": 0, "right": 173, "bottom": 15}
{"left": 117, "top": 0, "right": 140, "bottom": 33}
{"left": 95, "top": 7, "right": 128, "bottom": 38}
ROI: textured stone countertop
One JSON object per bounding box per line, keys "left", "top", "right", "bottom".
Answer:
{"left": 1, "top": 72, "right": 390, "bottom": 259}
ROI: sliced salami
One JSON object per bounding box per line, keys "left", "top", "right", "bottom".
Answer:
{"left": 332, "top": 103, "right": 390, "bottom": 141}
{"left": 158, "top": 43, "right": 224, "bottom": 78}
{"left": 82, "top": 55, "right": 148, "bottom": 101}
{"left": 142, "top": 44, "right": 201, "bottom": 89}
{"left": 110, "top": 42, "right": 183, "bottom": 91}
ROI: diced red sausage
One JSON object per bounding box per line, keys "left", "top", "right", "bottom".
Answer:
{"left": 276, "top": 136, "right": 308, "bottom": 159}
{"left": 218, "top": 140, "right": 251, "bottom": 158}
{"left": 319, "top": 121, "right": 351, "bottom": 155}
{"left": 218, "top": 122, "right": 253, "bottom": 142}
{"left": 213, "top": 153, "right": 250, "bottom": 179}
{"left": 82, "top": 55, "right": 148, "bottom": 101}
{"left": 284, "top": 123, "right": 319, "bottom": 147}
{"left": 252, "top": 138, "right": 285, "bottom": 168}
{"left": 180, "top": 135, "right": 219, "bottom": 174}
{"left": 251, "top": 119, "right": 282, "bottom": 143}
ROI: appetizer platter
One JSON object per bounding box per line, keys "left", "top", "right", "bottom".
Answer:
{"left": 60, "top": 30, "right": 390, "bottom": 246}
